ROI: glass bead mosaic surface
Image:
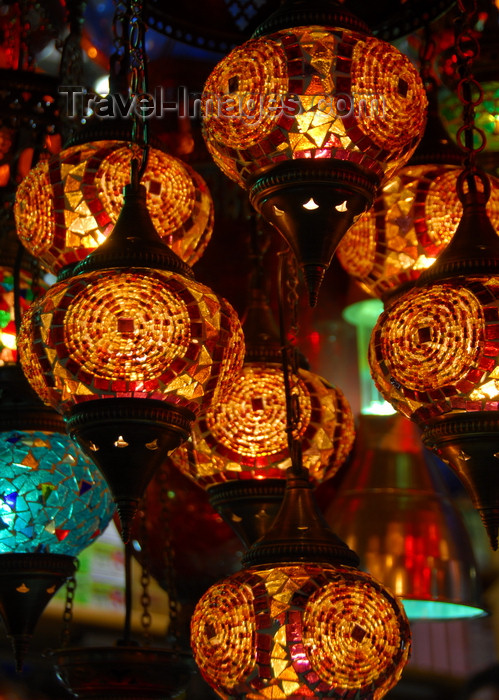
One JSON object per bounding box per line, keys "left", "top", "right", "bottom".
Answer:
{"left": 202, "top": 26, "right": 427, "bottom": 189}
{"left": 191, "top": 564, "right": 411, "bottom": 700}
{"left": 0, "top": 430, "right": 114, "bottom": 555}
{"left": 172, "top": 363, "right": 355, "bottom": 486}
{"left": 14, "top": 141, "right": 214, "bottom": 273}
{"left": 338, "top": 165, "right": 499, "bottom": 298}
{"left": 18, "top": 268, "right": 245, "bottom": 416}
{"left": 369, "top": 277, "right": 499, "bottom": 424}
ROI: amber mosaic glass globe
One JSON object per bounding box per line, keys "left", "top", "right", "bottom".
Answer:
{"left": 191, "top": 563, "right": 410, "bottom": 700}
{"left": 14, "top": 141, "right": 214, "bottom": 274}
{"left": 172, "top": 362, "right": 354, "bottom": 486}
{"left": 338, "top": 166, "right": 499, "bottom": 298}
{"left": 201, "top": 26, "right": 427, "bottom": 189}
{"left": 368, "top": 277, "right": 499, "bottom": 424}
{"left": 18, "top": 267, "right": 244, "bottom": 417}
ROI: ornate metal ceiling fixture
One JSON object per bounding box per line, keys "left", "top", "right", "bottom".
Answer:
{"left": 145, "top": 0, "right": 457, "bottom": 53}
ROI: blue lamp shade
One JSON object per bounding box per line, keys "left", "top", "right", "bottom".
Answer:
{"left": 0, "top": 430, "right": 115, "bottom": 556}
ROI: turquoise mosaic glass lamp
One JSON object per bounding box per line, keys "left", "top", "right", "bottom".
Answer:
{"left": 0, "top": 429, "right": 114, "bottom": 555}
{"left": 0, "top": 252, "right": 114, "bottom": 670}
{"left": 0, "top": 374, "right": 116, "bottom": 672}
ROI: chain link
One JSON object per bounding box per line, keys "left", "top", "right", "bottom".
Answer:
{"left": 110, "top": 1, "right": 130, "bottom": 95}
{"left": 128, "top": 0, "right": 149, "bottom": 175}
{"left": 140, "top": 562, "right": 152, "bottom": 644}
{"left": 158, "top": 468, "right": 179, "bottom": 644}
{"left": 454, "top": 0, "right": 485, "bottom": 184}
{"left": 60, "top": 564, "right": 79, "bottom": 648}
{"left": 278, "top": 250, "right": 304, "bottom": 474}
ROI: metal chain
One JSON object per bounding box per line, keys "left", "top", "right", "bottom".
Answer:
{"left": 158, "top": 468, "right": 179, "bottom": 645}
{"left": 60, "top": 568, "right": 78, "bottom": 648}
{"left": 110, "top": 0, "right": 130, "bottom": 95}
{"left": 138, "top": 508, "right": 152, "bottom": 644}
{"left": 285, "top": 252, "right": 300, "bottom": 372}
{"left": 58, "top": 1, "right": 87, "bottom": 142}
{"left": 454, "top": 0, "right": 486, "bottom": 190}
{"left": 128, "top": 0, "right": 149, "bottom": 177}
{"left": 277, "top": 250, "right": 303, "bottom": 475}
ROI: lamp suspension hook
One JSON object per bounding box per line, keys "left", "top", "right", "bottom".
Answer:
{"left": 454, "top": 0, "right": 487, "bottom": 201}
{"left": 128, "top": 0, "right": 150, "bottom": 182}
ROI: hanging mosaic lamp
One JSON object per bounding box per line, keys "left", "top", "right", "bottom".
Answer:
{"left": 14, "top": 133, "right": 214, "bottom": 276}
{"left": 0, "top": 358, "right": 114, "bottom": 671}
{"left": 325, "top": 412, "right": 485, "bottom": 620}
{"left": 368, "top": 169, "right": 499, "bottom": 549}
{"left": 337, "top": 81, "right": 499, "bottom": 301}
{"left": 191, "top": 467, "right": 411, "bottom": 700}
{"left": 171, "top": 284, "right": 354, "bottom": 545}
{"left": 201, "top": 0, "right": 427, "bottom": 305}
{"left": 367, "top": 1, "right": 499, "bottom": 550}
{"left": 18, "top": 168, "right": 244, "bottom": 543}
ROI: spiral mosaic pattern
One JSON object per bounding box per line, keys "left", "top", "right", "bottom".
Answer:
{"left": 172, "top": 363, "right": 355, "bottom": 486}
{"left": 338, "top": 165, "right": 499, "bottom": 298}
{"left": 190, "top": 580, "right": 256, "bottom": 694}
{"left": 203, "top": 38, "right": 288, "bottom": 151}
{"left": 0, "top": 430, "right": 114, "bottom": 555}
{"left": 18, "top": 268, "right": 244, "bottom": 416}
{"left": 369, "top": 278, "right": 499, "bottom": 423}
{"left": 15, "top": 141, "right": 213, "bottom": 273}
{"left": 350, "top": 38, "right": 426, "bottom": 180}
{"left": 202, "top": 26, "right": 426, "bottom": 189}
{"left": 191, "top": 563, "right": 410, "bottom": 700}
{"left": 64, "top": 274, "right": 191, "bottom": 381}
{"left": 303, "top": 570, "right": 409, "bottom": 697}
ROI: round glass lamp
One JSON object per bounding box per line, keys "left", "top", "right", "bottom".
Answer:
{"left": 201, "top": 1, "right": 427, "bottom": 303}
{"left": 171, "top": 281, "right": 354, "bottom": 545}
{"left": 17, "top": 179, "right": 244, "bottom": 541}
{"left": 338, "top": 165, "right": 499, "bottom": 299}
{"left": 0, "top": 429, "right": 114, "bottom": 555}
{"left": 19, "top": 267, "right": 243, "bottom": 417}
{"left": 0, "top": 400, "right": 114, "bottom": 670}
{"left": 368, "top": 174, "right": 499, "bottom": 550}
{"left": 191, "top": 468, "right": 411, "bottom": 700}
{"left": 14, "top": 140, "right": 214, "bottom": 274}
{"left": 173, "top": 364, "right": 354, "bottom": 544}
{"left": 192, "top": 564, "right": 410, "bottom": 700}
{"left": 176, "top": 364, "right": 354, "bottom": 485}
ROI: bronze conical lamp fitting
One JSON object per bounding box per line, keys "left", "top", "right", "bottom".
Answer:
{"left": 0, "top": 554, "right": 76, "bottom": 672}
{"left": 65, "top": 177, "right": 195, "bottom": 542}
